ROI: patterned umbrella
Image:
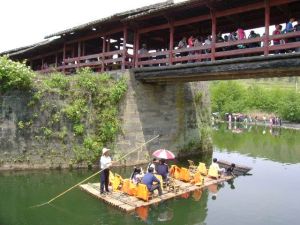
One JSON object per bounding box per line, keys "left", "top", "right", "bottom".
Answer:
{"left": 152, "top": 149, "right": 175, "bottom": 159}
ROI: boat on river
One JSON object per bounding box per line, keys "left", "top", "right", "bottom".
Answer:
{"left": 79, "top": 163, "right": 234, "bottom": 213}
{"left": 217, "top": 160, "right": 252, "bottom": 176}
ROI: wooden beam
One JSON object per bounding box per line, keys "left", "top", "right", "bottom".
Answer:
{"left": 122, "top": 27, "right": 128, "bottom": 70}
{"left": 134, "top": 53, "right": 300, "bottom": 83}
{"left": 175, "top": 14, "right": 210, "bottom": 27}
{"left": 102, "top": 36, "right": 106, "bottom": 72}
{"left": 72, "top": 46, "right": 75, "bottom": 57}
{"left": 264, "top": 0, "right": 270, "bottom": 56}
{"left": 82, "top": 41, "right": 86, "bottom": 56}
{"left": 55, "top": 53, "right": 58, "bottom": 67}
{"left": 135, "top": 0, "right": 297, "bottom": 36}
{"left": 169, "top": 22, "right": 174, "bottom": 66}
{"left": 139, "top": 23, "right": 170, "bottom": 34}
{"left": 65, "top": 27, "right": 123, "bottom": 45}
{"left": 211, "top": 10, "right": 216, "bottom": 61}
{"left": 133, "top": 31, "right": 138, "bottom": 67}
{"left": 135, "top": 32, "right": 140, "bottom": 68}
{"left": 107, "top": 36, "right": 110, "bottom": 52}
{"left": 30, "top": 49, "right": 64, "bottom": 60}
{"left": 63, "top": 44, "right": 66, "bottom": 60}
{"left": 78, "top": 41, "right": 81, "bottom": 57}
{"left": 215, "top": 0, "right": 296, "bottom": 18}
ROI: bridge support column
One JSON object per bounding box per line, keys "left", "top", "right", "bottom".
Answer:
{"left": 114, "top": 70, "right": 212, "bottom": 165}
{"left": 264, "top": 0, "right": 270, "bottom": 56}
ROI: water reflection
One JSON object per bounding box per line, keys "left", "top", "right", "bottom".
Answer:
{"left": 213, "top": 123, "right": 300, "bottom": 164}
{"left": 135, "top": 189, "right": 210, "bottom": 225}
{"left": 134, "top": 181, "right": 236, "bottom": 224}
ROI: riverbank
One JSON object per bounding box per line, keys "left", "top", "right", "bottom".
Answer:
{"left": 215, "top": 120, "right": 300, "bottom": 131}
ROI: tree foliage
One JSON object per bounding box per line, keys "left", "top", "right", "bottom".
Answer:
{"left": 210, "top": 81, "right": 300, "bottom": 122}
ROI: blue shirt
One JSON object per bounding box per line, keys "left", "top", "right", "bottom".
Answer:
{"left": 141, "top": 172, "right": 160, "bottom": 190}
{"left": 156, "top": 164, "right": 169, "bottom": 180}
{"left": 285, "top": 22, "right": 294, "bottom": 33}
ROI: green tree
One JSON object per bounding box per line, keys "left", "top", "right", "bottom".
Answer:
{"left": 211, "top": 81, "right": 246, "bottom": 115}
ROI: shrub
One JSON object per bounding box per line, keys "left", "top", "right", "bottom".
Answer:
{"left": 44, "top": 73, "right": 70, "bottom": 91}
{"left": 73, "top": 124, "right": 85, "bottom": 136}
{"left": 0, "top": 56, "right": 34, "bottom": 93}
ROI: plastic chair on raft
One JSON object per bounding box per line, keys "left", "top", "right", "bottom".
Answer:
{"left": 170, "top": 165, "right": 181, "bottom": 180}
{"left": 121, "top": 179, "right": 130, "bottom": 194}
{"left": 109, "top": 171, "right": 115, "bottom": 183}
{"left": 136, "top": 183, "right": 151, "bottom": 201}
{"left": 168, "top": 177, "right": 180, "bottom": 193}
{"left": 111, "top": 173, "right": 123, "bottom": 191}
{"left": 190, "top": 171, "right": 204, "bottom": 186}
{"left": 121, "top": 179, "right": 137, "bottom": 196}
{"left": 128, "top": 181, "right": 137, "bottom": 196}
{"left": 187, "top": 160, "right": 197, "bottom": 173}
{"left": 208, "top": 167, "right": 219, "bottom": 179}
{"left": 179, "top": 167, "right": 191, "bottom": 182}
{"left": 198, "top": 162, "right": 208, "bottom": 176}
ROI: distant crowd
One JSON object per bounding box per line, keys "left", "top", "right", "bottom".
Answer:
{"left": 225, "top": 113, "right": 282, "bottom": 127}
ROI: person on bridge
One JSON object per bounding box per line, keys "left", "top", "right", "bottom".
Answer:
{"left": 284, "top": 18, "right": 296, "bottom": 45}
{"left": 236, "top": 28, "right": 246, "bottom": 49}
{"left": 295, "top": 20, "right": 300, "bottom": 52}
{"left": 142, "top": 167, "right": 162, "bottom": 196}
{"left": 273, "top": 24, "right": 283, "bottom": 54}
{"left": 188, "top": 35, "right": 194, "bottom": 48}
{"left": 248, "top": 30, "right": 261, "bottom": 48}
{"left": 178, "top": 37, "right": 188, "bottom": 57}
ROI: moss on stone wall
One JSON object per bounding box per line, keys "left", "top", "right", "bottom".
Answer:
{"left": 0, "top": 65, "right": 127, "bottom": 169}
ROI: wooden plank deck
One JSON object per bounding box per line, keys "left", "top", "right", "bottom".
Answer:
{"left": 79, "top": 176, "right": 232, "bottom": 213}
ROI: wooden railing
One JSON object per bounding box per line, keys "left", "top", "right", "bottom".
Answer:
{"left": 136, "top": 31, "right": 300, "bottom": 67}
{"left": 39, "top": 49, "right": 133, "bottom": 73}
{"left": 38, "top": 31, "right": 300, "bottom": 73}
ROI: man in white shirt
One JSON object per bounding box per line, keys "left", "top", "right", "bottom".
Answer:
{"left": 100, "top": 148, "right": 112, "bottom": 194}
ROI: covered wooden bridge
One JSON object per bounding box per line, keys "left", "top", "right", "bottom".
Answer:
{"left": 1, "top": 0, "right": 300, "bottom": 80}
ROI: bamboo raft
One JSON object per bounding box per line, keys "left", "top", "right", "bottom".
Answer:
{"left": 79, "top": 175, "right": 232, "bottom": 212}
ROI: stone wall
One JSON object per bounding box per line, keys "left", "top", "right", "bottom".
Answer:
{"left": 0, "top": 70, "right": 212, "bottom": 170}
{"left": 114, "top": 70, "right": 212, "bottom": 165}
{"left": 0, "top": 92, "right": 76, "bottom": 170}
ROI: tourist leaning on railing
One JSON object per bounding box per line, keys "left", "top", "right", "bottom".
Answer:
{"left": 295, "top": 20, "right": 300, "bottom": 52}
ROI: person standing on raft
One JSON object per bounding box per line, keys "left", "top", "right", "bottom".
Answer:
{"left": 100, "top": 147, "right": 112, "bottom": 194}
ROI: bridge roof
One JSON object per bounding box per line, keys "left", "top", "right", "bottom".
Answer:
{"left": 44, "top": 1, "right": 174, "bottom": 39}
{"left": 2, "top": 0, "right": 300, "bottom": 58}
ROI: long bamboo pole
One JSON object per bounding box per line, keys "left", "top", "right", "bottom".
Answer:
{"left": 31, "top": 135, "right": 160, "bottom": 208}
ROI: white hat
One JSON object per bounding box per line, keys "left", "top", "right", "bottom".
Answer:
{"left": 102, "top": 147, "right": 110, "bottom": 155}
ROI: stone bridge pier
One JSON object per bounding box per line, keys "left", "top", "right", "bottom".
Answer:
{"left": 114, "top": 71, "right": 212, "bottom": 165}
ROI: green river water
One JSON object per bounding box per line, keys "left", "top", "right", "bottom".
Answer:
{"left": 1, "top": 124, "right": 300, "bottom": 225}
